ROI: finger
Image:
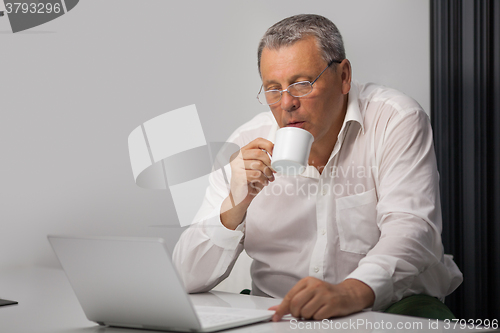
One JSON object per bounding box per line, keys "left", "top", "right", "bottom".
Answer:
{"left": 313, "top": 303, "right": 336, "bottom": 321}
{"left": 272, "top": 281, "right": 308, "bottom": 322}
{"left": 268, "top": 305, "right": 279, "bottom": 311}
{"left": 298, "top": 293, "right": 325, "bottom": 320}
{"left": 272, "top": 296, "right": 292, "bottom": 321}
{"left": 245, "top": 170, "right": 270, "bottom": 187}
{"left": 313, "top": 294, "right": 356, "bottom": 319}
{"left": 240, "top": 148, "right": 273, "bottom": 171}
{"left": 243, "top": 138, "right": 274, "bottom": 156}
{"left": 244, "top": 159, "right": 275, "bottom": 180}
{"left": 272, "top": 301, "right": 290, "bottom": 322}
{"left": 288, "top": 288, "right": 315, "bottom": 319}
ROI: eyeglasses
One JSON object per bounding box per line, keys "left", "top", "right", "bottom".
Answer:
{"left": 257, "top": 59, "right": 342, "bottom": 105}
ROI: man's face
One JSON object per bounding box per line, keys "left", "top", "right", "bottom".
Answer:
{"left": 259, "top": 37, "right": 350, "bottom": 152}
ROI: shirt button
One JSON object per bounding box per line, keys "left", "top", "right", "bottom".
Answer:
{"left": 314, "top": 267, "right": 319, "bottom": 273}
{"left": 321, "top": 229, "right": 326, "bottom": 235}
{"left": 322, "top": 187, "right": 328, "bottom": 196}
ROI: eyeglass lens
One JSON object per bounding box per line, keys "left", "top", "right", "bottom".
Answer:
{"left": 262, "top": 81, "right": 312, "bottom": 105}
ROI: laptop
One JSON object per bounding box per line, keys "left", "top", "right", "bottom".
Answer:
{"left": 48, "top": 235, "right": 274, "bottom": 332}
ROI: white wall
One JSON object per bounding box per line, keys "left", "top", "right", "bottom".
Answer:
{"left": 0, "top": 0, "right": 429, "bottom": 289}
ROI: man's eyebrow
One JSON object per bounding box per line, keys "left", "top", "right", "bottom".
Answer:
{"left": 262, "top": 80, "right": 280, "bottom": 88}
{"left": 263, "top": 73, "right": 315, "bottom": 88}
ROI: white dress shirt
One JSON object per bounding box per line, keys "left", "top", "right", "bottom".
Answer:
{"left": 172, "top": 81, "right": 463, "bottom": 311}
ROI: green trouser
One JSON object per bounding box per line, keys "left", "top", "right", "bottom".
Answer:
{"left": 384, "top": 295, "right": 456, "bottom": 320}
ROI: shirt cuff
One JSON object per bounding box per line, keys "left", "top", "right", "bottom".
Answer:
{"left": 345, "top": 263, "right": 393, "bottom": 311}
{"left": 203, "top": 201, "right": 245, "bottom": 250}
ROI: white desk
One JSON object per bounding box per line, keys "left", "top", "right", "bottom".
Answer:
{"left": 0, "top": 266, "right": 492, "bottom": 333}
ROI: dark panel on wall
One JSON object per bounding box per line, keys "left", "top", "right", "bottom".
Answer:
{"left": 431, "top": 0, "right": 500, "bottom": 320}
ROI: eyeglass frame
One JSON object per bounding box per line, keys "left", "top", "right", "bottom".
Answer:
{"left": 257, "top": 59, "right": 343, "bottom": 106}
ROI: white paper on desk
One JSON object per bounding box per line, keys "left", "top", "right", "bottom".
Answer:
{"left": 128, "top": 104, "right": 239, "bottom": 227}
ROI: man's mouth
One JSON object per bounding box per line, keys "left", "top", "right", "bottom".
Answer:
{"left": 286, "top": 121, "right": 305, "bottom": 128}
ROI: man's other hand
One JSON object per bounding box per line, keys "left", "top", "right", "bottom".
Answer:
{"left": 269, "top": 277, "right": 375, "bottom": 321}
{"left": 221, "top": 138, "right": 275, "bottom": 230}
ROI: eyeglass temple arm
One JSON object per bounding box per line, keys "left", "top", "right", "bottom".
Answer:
{"left": 310, "top": 59, "right": 343, "bottom": 85}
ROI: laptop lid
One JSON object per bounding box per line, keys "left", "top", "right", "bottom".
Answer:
{"left": 48, "top": 235, "right": 203, "bottom": 332}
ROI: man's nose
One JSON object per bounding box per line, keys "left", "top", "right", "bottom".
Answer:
{"left": 280, "top": 91, "right": 299, "bottom": 112}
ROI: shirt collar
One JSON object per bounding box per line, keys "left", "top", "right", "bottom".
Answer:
{"left": 340, "top": 80, "right": 365, "bottom": 136}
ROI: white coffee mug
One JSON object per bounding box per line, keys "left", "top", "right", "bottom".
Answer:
{"left": 271, "top": 127, "right": 314, "bottom": 176}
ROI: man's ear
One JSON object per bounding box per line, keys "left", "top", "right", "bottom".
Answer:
{"left": 339, "top": 59, "right": 352, "bottom": 95}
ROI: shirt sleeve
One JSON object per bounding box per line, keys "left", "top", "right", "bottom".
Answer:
{"left": 172, "top": 151, "right": 246, "bottom": 293}
{"left": 345, "top": 108, "right": 446, "bottom": 310}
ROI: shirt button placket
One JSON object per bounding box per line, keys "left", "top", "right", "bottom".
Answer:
{"left": 309, "top": 178, "right": 329, "bottom": 279}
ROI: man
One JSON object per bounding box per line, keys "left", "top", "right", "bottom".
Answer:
{"left": 173, "top": 14, "right": 462, "bottom": 321}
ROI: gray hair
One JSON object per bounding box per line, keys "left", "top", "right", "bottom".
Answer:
{"left": 257, "top": 14, "right": 346, "bottom": 73}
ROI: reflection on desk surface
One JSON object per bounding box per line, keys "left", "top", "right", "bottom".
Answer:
{"left": 0, "top": 266, "right": 494, "bottom": 333}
